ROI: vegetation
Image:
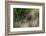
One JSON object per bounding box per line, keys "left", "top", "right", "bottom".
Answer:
{"left": 13, "top": 8, "right": 39, "bottom": 28}
{"left": 13, "top": 8, "right": 33, "bottom": 22}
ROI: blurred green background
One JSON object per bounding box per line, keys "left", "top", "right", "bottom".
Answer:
{"left": 13, "top": 8, "right": 39, "bottom": 28}
{"left": 13, "top": 8, "right": 33, "bottom": 22}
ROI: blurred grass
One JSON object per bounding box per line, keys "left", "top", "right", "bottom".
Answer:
{"left": 13, "top": 8, "right": 33, "bottom": 22}
{"left": 13, "top": 8, "right": 33, "bottom": 28}
{"left": 13, "top": 8, "right": 39, "bottom": 28}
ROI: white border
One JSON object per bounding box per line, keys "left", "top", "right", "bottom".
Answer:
{"left": 10, "top": 5, "right": 42, "bottom": 32}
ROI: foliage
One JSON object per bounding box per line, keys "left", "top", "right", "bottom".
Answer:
{"left": 13, "top": 8, "right": 32, "bottom": 22}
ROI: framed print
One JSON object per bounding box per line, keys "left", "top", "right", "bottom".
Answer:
{"left": 5, "top": 1, "right": 45, "bottom": 36}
